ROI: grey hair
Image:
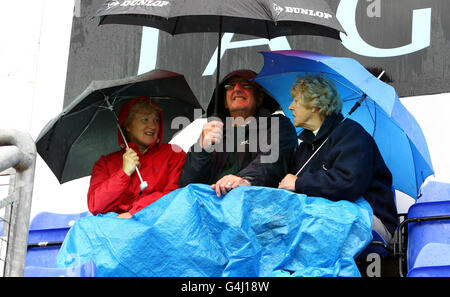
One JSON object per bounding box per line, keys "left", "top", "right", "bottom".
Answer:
{"left": 291, "top": 74, "right": 342, "bottom": 116}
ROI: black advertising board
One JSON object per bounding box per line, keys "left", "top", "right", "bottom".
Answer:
{"left": 65, "top": 0, "right": 450, "bottom": 109}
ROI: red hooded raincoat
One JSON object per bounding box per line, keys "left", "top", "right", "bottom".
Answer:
{"left": 87, "top": 97, "right": 186, "bottom": 216}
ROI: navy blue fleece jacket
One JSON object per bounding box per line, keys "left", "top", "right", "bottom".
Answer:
{"left": 243, "top": 113, "right": 398, "bottom": 236}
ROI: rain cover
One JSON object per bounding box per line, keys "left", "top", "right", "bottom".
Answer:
{"left": 56, "top": 184, "right": 373, "bottom": 277}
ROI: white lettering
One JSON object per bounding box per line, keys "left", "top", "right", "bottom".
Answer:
{"left": 283, "top": 7, "right": 332, "bottom": 19}
{"left": 138, "top": 27, "right": 159, "bottom": 74}
{"left": 181, "top": 281, "right": 215, "bottom": 294}
{"left": 121, "top": 0, "right": 169, "bottom": 7}
{"left": 259, "top": 117, "right": 279, "bottom": 164}
{"left": 337, "top": 0, "right": 431, "bottom": 57}
{"left": 366, "top": 253, "right": 381, "bottom": 277}
{"left": 138, "top": 0, "right": 433, "bottom": 73}
{"left": 203, "top": 33, "right": 291, "bottom": 76}
{"left": 367, "top": 0, "right": 381, "bottom": 18}
{"left": 170, "top": 109, "right": 204, "bottom": 149}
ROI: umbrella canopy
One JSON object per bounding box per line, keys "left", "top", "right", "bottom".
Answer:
{"left": 36, "top": 69, "right": 202, "bottom": 184}
{"left": 95, "top": 0, "right": 345, "bottom": 114}
{"left": 254, "top": 50, "right": 433, "bottom": 199}
{"left": 96, "top": 0, "right": 344, "bottom": 39}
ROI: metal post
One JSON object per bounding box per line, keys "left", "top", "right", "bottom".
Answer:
{"left": 0, "top": 129, "right": 36, "bottom": 277}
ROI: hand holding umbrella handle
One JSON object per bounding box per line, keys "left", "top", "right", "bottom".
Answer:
{"left": 106, "top": 97, "right": 148, "bottom": 192}
{"left": 116, "top": 121, "right": 149, "bottom": 192}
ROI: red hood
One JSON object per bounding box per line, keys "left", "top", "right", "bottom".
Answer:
{"left": 117, "top": 96, "right": 164, "bottom": 153}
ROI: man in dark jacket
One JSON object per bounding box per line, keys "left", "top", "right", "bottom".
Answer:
{"left": 179, "top": 70, "right": 298, "bottom": 196}
{"left": 241, "top": 74, "right": 398, "bottom": 243}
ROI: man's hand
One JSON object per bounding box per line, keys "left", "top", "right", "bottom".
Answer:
{"left": 199, "top": 120, "right": 223, "bottom": 151}
{"left": 117, "top": 212, "right": 132, "bottom": 219}
{"left": 211, "top": 174, "right": 251, "bottom": 197}
{"left": 278, "top": 174, "right": 297, "bottom": 192}
{"left": 122, "top": 148, "right": 140, "bottom": 176}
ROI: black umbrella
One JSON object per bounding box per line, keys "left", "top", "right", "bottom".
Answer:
{"left": 36, "top": 69, "right": 202, "bottom": 185}
{"left": 95, "top": 0, "right": 345, "bottom": 115}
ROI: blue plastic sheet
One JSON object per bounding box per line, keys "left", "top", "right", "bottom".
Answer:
{"left": 56, "top": 184, "right": 373, "bottom": 277}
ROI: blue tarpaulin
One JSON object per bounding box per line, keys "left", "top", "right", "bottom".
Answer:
{"left": 56, "top": 184, "right": 373, "bottom": 277}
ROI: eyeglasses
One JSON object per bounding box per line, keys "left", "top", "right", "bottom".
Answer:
{"left": 223, "top": 82, "right": 253, "bottom": 90}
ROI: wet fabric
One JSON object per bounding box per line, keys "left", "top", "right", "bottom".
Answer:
{"left": 56, "top": 184, "right": 373, "bottom": 277}
{"left": 87, "top": 97, "right": 186, "bottom": 216}
{"left": 255, "top": 50, "right": 433, "bottom": 199}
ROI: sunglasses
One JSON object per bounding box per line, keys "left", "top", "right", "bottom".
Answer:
{"left": 223, "top": 81, "right": 253, "bottom": 90}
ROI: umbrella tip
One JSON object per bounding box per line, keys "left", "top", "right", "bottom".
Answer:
{"left": 366, "top": 67, "right": 393, "bottom": 83}
{"left": 140, "top": 181, "right": 148, "bottom": 192}
{"left": 377, "top": 70, "right": 386, "bottom": 80}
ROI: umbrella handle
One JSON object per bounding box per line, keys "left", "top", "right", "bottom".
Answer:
{"left": 116, "top": 122, "right": 148, "bottom": 192}
{"left": 347, "top": 94, "right": 367, "bottom": 116}
{"left": 105, "top": 96, "right": 148, "bottom": 192}
{"left": 136, "top": 171, "right": 148, "bottom": 191}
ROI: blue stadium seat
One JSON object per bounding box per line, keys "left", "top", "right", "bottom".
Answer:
{"left": 405, "top": 200, "right": 450, "bottom": 276}
{"left": 407, "top": 265, "right": 450, "bottom": 277}
{"left": 26, "top": 211, "right": 91, "bottom": 268}
{"left": 417, "top": 181, "right": 450, "bottom": 203}
{"left": 24, "top": 261, "right": 96, "bottom": 277}
{"left": 29, "top": 211, "right": 91, "bottom": 231}
{"left": 398, "top": 182, "right": 450, "bottom": 276}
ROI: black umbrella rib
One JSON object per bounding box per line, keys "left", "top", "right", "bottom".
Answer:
{"left": 410, "top": 136, "right": 421, "bottom": 197}
{"left": 342, "top": 96, "right": 363, "bottom": 105}
{"left": 108, "top": 93, "right": 122, "bottom": 111}
{"left": 63, "top": 103, "right": 106, "bottom": 118}
{"left": 171, "top": 16, "right": 179, "bottom": 35}
{"left": 86, "top": 80, "right": 141, "bottom": 109}
{"left": 366, "top": 100, "right": 377, "bottom": 138}
{"left": 96, "top": 88, "right": 119, "bottom": 109}
{"left": 265, "top": 20, "right": 271, "bottom": 40}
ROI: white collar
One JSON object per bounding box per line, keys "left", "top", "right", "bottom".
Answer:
{"left": 312, "top": 127, "right": 320, "bottom": 136}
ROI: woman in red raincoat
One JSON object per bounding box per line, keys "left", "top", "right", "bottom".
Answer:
{"left": 87, "top": 97, "right": 186, "bottom": 218}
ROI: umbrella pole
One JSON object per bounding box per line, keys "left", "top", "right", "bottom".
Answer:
{"left": 213, "top": 16, "right": 223, "bottom": 117}
{"left": 105, "top": 97, "right": 148, "bottom": 192}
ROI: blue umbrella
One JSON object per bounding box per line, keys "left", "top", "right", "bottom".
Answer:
{"left": 254, "top": 50, "right": 433, "bottom": 199}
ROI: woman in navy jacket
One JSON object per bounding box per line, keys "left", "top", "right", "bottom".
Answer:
{"left": 243, "top": 75, "right": 398, "bottom": 243}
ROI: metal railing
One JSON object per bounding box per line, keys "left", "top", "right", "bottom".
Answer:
{"left": 0, "top": 129, "right": 36, "bottom": 277}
